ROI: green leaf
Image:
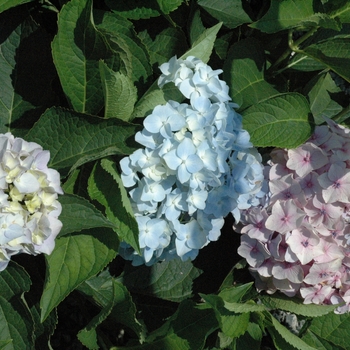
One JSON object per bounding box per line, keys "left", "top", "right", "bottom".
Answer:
{"left": 0, "top": 263, "right": 34, "bottom": 349}
{"left": 88, "top": 159, "right": 140, "bottom": 254}
{"left": 40, "top": 229, "right": 119, "bottom": 322}
{"left": 0, "top": 297, "right": 33, "bottom": 350}
{"left": 200, "top": 294, "right": 250, "bottom": 338}
{"left": 198, "top": 0, "right": 252, "bottom": 29}
{"left": 219, "top": 283, "right": 254, "bottom": 303}
{"left": 25, "top": 107, "right": 141, "bottom": 176}
{"left": 325, "top": 0, "right": 350, "bottom": 23}
{"left": 121, "top": 259, "right": 201, "bottom": 302}
{"left": 250, "top": 0, "right": 316, "bottom": 33}
{"left": 78, "top": 272, "right": 143, "bottom": 340}
{"left": 99, "top": 60, "right": 137, "bottom": 120}
{"left": 95, "top": 11, "right": 152, "bottom": 88}
{"left": 62, "top": 169, "right": 81, "bottom": 194}
{"left": 307, "top": 72, "right": 342, "bottom": 124}
{"left": 287, "top": 54, "right": 328, "bottom": 72}
{"left": 58, "top": 193, "right": 115, "bottom": 236}
{"left": 0, "top": 262, "right": 31, "bottom": 299}
{"left": 0, "top": 7, "right": 57, "bottom": 136}
{"left": 181, "top": 22, "right": 222, "bottom": 62}
{"left": 224, "top": 302, "right": 266, "bottom": 313}
{"left": 131, "top": 22, "right": 222, "bottom": 119}
{"left": 242, "top": 93, "right": 313, "bottom": 148}
{"left": 223, "top": 38, "right": 279, "bottom": 111}
{"left": 52, "top": 0, "right": 110, "bottom": 114}
{"left": 302, "top": 38, "right": 350, "bottom": 82}
{"left": 261, "top": 294, "right": 337, "bottom": 317}
{"left": 0, "top": 0, "right": 34, "bottom": 14}
{"left": 302, "top": 330, "right": 344, "bottom": 350}
{"left": 156, "top": 0, "right": 183, "bottom": 14}
{"left": 141, "top": 300, "right": 218, "bottom": 350}
{"left": 143, "top": 27, "right": 188, "bottom": 66}
{"left": 105, "top": 0, "right": 161, "bottom": 20}
{"left": 266, "top": 312, "right": 316, "bottom": 350}
{"left": 235, "top": 322, "right": 263, "bottom": 349}
{"left": 308, "top": 312, "right": 350, "bottom": 348}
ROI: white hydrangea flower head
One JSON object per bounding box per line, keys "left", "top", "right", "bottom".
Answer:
{"left": 0, "top": 133, "right": 63, "bottom": 271}
{"left": 120, "top": 56, "right": 266, "bottom": 265}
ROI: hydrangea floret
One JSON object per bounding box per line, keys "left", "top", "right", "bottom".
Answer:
{"left": 0, "top": 133, "right": 63, "bottom": 271}
{"left": 236, "top": 119, "right": 350, "bottom": 313}
{"left": 120, "top": 55, "right": 266, "bottom": 265}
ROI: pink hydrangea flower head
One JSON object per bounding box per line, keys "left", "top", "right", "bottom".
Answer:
{"left": 237, "top": 120, "right": 350, "bottom": 312}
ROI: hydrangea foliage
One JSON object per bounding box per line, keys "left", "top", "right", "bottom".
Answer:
{"left": 0, "top": 133, "right": 63, "bottom": 270}
{"left": 120, "top": 56, "right": 266, "bottom": 265}
{"left": 237, "top": 119, "right": 350, "bottom": 313}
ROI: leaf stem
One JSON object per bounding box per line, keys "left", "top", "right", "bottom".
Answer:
{"left": 267, "top": 27, "right": 318, "bottom": 76}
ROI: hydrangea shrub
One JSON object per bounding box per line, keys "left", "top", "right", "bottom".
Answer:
{"left": 120, "top": 56, "right": 266, "bottom": 264}
{"left": 1, "top": 0, "right": 350, "bottom": 348}
{"left": 237, "top": 119, "right": 350, "bottom": 313}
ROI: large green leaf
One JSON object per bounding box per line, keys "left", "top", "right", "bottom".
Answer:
{"left": 242, "top": 93, "right": 313, "bottom": 148}
{"left": 99, "top": 60, "right": 137, "bottom": 120}
{"left": 25, "top": 107, "right": 141, "bottom": 176}
{"left": 0, "top": 0, "right": 34, "bottom": 14}
{"left": 58, "top": 193, "right": 115, "bottom": 236}
{"left": 95, "top": 11, "right": 152, "bottom": 88}
{"left": 0, "top": 263, "right": 33, "bottom": 350}
{"left": 40, "top": 229, "right": 119, "bottom": 322}
{"left": 52, "top": 0, "right": 110, "bottom": 114}
{"left": 131, "top": 22, "right": 222, "bottom": 119}
{"left": 0, "top": 7, "right": 57, "bottom": 136}
{"left": 88, "top": 159, "right": 140, "bottom": 254}
{"left": 223, "top": 38, "right": 278, "bottom": 111}
{"left": 308, "top": 312, "right": 350, "bottom": 349}
{"left": 302, "top": 38, "right": 350, "bottom": 82}
{"left": 250, "top": 0, "right": 315, "bottom": 33}
{"left": 0, "top": 297, "right": 33, "bottom": 350}
{"left": 121, "top": 259, "right": 201, "bottom": 302}
{"left": 198, "top": 0, "right": 252, "bottom": 29}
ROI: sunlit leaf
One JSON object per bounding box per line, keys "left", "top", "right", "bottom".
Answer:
{"left": 88, "top": 159, "right": 140, "bottom": 254}
{"left": 121, "top": 259, "right": 201, "bottom": 302}
{"left": 242, "top": 93, "right": 313, "bottom": 148}
{"left": 40, "top": 230, "right": 119, "bottom": 321}
{"left": 99, "top": 60, "right": 137, "bottom": 120}
{"left": 261, "top": 294, "right": 337, "bottom": 317}
{"left": 25, "top": 107, "right": 141, "bottom": 176}
{"left": 52, "top": 0, "right": 110, "bottom": 114}
{"left": 58, "top": 193, "right": 115, "bottom": 236}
